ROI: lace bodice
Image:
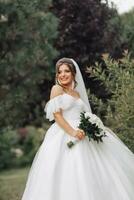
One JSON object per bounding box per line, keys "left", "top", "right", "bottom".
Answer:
{"left": 44, "top": 93, "right": 90, "bottom": 123}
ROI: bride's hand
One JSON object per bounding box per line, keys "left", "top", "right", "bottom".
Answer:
{"left": 72, "top": 129, "right": 85, "bottom": 140}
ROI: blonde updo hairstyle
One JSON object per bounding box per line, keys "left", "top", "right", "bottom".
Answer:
{"left": 55, "top": 58, "right": 78, "bottom": 88}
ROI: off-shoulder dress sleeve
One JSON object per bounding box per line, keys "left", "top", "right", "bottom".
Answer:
{"left": 44, "top": 95, "right": 69, "bottom": 121}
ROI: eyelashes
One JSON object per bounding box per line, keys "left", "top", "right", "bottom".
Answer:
{"left": 58, "top": 70, "right": 71, "bottom": 74}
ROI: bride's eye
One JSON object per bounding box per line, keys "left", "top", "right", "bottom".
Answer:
{"left": 65, "top": 70, "right": 71, "bottom": 73}
{"left": 58, "top": 69, "right": 70, "bottom": 74}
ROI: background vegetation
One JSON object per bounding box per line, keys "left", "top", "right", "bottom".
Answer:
{"left": 0, "top": 0, "right": 134, "bottom": 198}
{"left": 0, "top": 0, "right": 59, "bottom": 128}
{"left": 87, "top": 51, "right": 134, "bottom": 152}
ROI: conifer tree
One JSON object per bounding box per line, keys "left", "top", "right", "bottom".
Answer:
{"left": 0, "top": 0, "right": 58, "bottom": 128}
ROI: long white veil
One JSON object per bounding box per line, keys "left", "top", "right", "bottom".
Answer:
{"left": 70, "top": 58, "right": 124, "bottom": 141}
{"left": 70, "top": 58, "right": 92, "bottom": 113}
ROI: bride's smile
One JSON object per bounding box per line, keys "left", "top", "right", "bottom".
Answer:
{"left": 57, "top": 64, "right": 74, "bottom": 88}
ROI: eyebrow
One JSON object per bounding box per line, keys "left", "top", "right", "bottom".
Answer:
{"left": 58, "top": 69, "right": 71, "bottom": 72}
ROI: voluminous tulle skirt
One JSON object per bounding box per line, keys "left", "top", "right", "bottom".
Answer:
{"left": 21, "top": 122, "right": 134, "bottom": 200}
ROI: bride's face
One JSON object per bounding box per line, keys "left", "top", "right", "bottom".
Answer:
{"left": 57, "top": 64, "right": 74, "bottom": 86}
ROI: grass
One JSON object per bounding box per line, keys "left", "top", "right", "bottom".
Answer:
{"left": 0, "top": 167, "right": 30, "bottom": 200}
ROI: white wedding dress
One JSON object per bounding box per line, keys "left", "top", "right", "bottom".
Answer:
{"left": 21, "top": 93, "right": 134, "bottom": 200}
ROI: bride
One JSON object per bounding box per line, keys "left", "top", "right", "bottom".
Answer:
{"left": 21, "top": 58, "right": 134, "bottom": 200}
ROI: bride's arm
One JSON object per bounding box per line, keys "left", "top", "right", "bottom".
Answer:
{"left": 54, "top": 112, "right": 77, "bottom": 137}
{"left": 50, "top": 85, "right": 85, "bottom": 139}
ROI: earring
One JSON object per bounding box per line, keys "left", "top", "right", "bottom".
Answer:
{"left": 71, "top": 80, "right": 75, "bottom": 89}
{"left": 57, "top": 78, "right": 62, "bottom": 85}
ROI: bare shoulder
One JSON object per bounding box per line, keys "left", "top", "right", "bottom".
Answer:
{"left": 50, "top": 84, "right": 63, "bottom": 99}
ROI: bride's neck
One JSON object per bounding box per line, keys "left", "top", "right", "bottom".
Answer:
{"left": 62, "top": 84, "right": 73, "bottom": 92}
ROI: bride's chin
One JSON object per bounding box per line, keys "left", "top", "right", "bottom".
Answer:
{"left": 61, "top": 84, "right": 68, "bottom": 88}
{"left": 59, "top": 80, "right": 72, "bottom": 88}
{"left": 60, "top": 82, "right": 69, "bottom": 87}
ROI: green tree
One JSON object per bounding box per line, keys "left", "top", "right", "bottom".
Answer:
{"left": 0, "top": 0, "right": 59, "bottom": 128}
{"left": 120, "top": 9, "right": 134, "bottom": 56}
{"left": 87, "top": 51, "right": 134, "bottom": 152}
{"left": 51, "top": 0, "right": 122, "bottom": 103}
{"left": 52, "top": 0, "right": 121, "bottom": 65}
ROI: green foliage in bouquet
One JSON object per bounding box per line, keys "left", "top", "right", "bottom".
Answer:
{"left": 67, "top": 111, "right": 106, "bottom": 149}
{"left": 78, "top": 112, "right": 106, "bottom": 143}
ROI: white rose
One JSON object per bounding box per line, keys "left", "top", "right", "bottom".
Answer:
{"left": 84, "top": 112, "right": 92, "bottom": 118}
{"left": 95, "top": 130, "right": 105, "bottom": 136}
{"left": 95, "top": 118, "right": 104, "bottom": 128}
{"left": 89, "top": 115, "right": 105, "bottom": 129}
{"left": 88, "top": 114, "right": 98, "bottom": 123}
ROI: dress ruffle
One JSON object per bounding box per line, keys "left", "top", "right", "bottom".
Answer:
{"left": 44, "top": 94, "right": 75, "bottom": 121}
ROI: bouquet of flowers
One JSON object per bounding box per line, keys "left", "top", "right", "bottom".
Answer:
{"left": 67, "top": 111, "right": 107, "bottom": 148}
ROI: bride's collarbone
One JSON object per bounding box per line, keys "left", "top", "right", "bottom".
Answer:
{"left": 62, "top": 91, "right": 80, "bottom": 99}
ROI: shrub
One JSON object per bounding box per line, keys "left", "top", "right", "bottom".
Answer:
{"left": 0, "top": 125, "right": 47, "bottom": 170}
{"left": 87, "top": 51, "right": 134, "bottom": 152}
{"left": 19, "top": 126, "right": 43, "bottom": 166}
{"left": 0, "top": 128, "right": 18, "bottom": 170}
